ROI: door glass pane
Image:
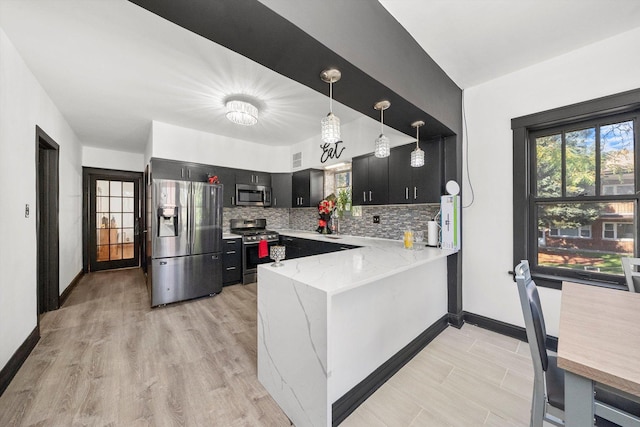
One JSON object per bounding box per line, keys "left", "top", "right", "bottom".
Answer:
{"left": 93, "top": 178, "right": 137, "bottom": 265}
{"left": 536, "top": 201, "right": 634, "bottom": 275}
{"left": 122, "top": 213, "right": 134, "bottom": 228}
{"left": 97, "top": 196, "right": 109, "bottom": 212}
{"left": 122, "top": 197, "right": 134, "bottom": 212}
{"left": 110, "top": 181, "right": 122, "bottom": 196}
{"left": 123, "top": 182, "right": 134, "bottom": 197}
{"left": 600, "top": 120, "right": 634, "bottom": 195}
{"left": 121, "top": 228, "right": 134, "bottom": 243}
{"left": 96, "top": 180, "right": 109, "bottom": 196}
{"left": 110, "top": 197, "right": 122, "bottom": 212}
{"left": 565, "top": 127, "right": 596, "bottom": 196}
{"left": 123, "top": 243, "right": 134, "bottom": 259}
{"left": 536, "top": 134, "right": 562, "bottom": 197}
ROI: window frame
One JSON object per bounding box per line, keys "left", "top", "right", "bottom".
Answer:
{"left": 512, "top": 88, "right": 640, "bottom": 290}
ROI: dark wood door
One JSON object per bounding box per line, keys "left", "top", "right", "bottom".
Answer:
{"left": 351, "top": 156, "right": 369, "bottom": 206}
{"left": 272, "top": 173, "right": 292, "bottom": 208}
{"left": 413, "top": 138, "right": 443, "bottom": 203}
{"left": 365, "top": 155, "right": 389, "bottom": 205}
{"left": 86, "top": 169, "right": 142, "bottom": 271}
{"left": 292, "top": 170, "right": 310, "bottom": 207}
{"left": 388, "top": 144, "right": 413, "bottom": 204}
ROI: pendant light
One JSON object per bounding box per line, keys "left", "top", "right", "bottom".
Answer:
{"left": 411, "top": 120, "right": 425, "bottom": 167}
{"left": 374, "top": 100, "right": 391, "bottom": 158}
{"left": 320, "top": 68, "right": 341, "bottom": 144}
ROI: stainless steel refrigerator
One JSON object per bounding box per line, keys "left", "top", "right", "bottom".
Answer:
{"left": 148, "top": 179, "right": 223, "bottom": 306}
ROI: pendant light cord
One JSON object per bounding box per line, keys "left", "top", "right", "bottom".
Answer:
{"left": 329, "top": 81, "right": 333, "bottom": 113}
{"left": 380, "top": 108, "right": 384, "bottom": 134}
{"left": 416, "top": 125, "right": 420, "bottom": 148}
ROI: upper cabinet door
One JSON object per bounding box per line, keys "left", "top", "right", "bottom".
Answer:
{"left": 292, "top": 169, "right": 324, "bottom": 207}
{"left": 235, "top": 170, "right": 271, "bottom": 186}
{"left": 388, "top": 145, "right": 413, "bottom": 204}
{"left": 352, "top": 154, "right": 388, "bottom": 205}
{"left": 412, "top": 138, "right": 443, "bottom": 204}
{"left": 271, "top": 173, "right": 293, "bottom": 208}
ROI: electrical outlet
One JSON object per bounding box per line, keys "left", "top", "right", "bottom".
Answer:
{"left": 373, "top": 215, "right": 380, "bottom": 224}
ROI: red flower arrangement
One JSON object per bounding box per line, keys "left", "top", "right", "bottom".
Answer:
{"left": 318, "top": 199, "right": 335, "bottom": 215}
{"left": 316, "top": 196, "right": 336, "bottom": 234}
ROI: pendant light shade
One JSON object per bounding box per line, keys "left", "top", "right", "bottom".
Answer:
{"left": 320, "top": 69, "right": 341, "bottom": 143}
{"left": 411, "top": 120, "right": 425, "bottom": 167}
{"left": 374, "top": 100, "right": 391, "bottom": 158}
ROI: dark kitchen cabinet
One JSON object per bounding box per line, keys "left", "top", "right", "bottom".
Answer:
{"left": 292, "top": 169, "right": 324, "bottom": 208}
{"left": 151, "top": 158, "right": 205, "bottom": 181}
{"left": 352, "top": 154, "right": 388, "bottom": 205}
{"left": 150, "top": 158, "right": 236, "bottom": 207}
{"left": 235, "top": 169, "right": 271, "bottom": 186}
{"left": 388, "top": 140, "right": 443, "bottom": 204}
{"left": 279, "top": 235, "right": 358, "bottom": 260}
{"left": 271, "top": 173, "right": 292, "bottom": 208}
{"left": 222, "top": 237, "right": 242, "bottom": 286}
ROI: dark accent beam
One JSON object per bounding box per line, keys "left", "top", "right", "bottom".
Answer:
{"left": 127, "top": 0, "right": 458, "bottom": 140}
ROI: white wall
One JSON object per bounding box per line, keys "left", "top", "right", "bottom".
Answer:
{"left": 462, "top": 27, "right": 640, "bottom": 337}
{"left": 83, "top": 146, "right": 144, "bottom": 172}
{"left": 150, "top": 121, "right": 291, "bottom": 172}
{"left": 0, "top": 27, "right": 83, "bottom": 368}
{"left": 290, "top": 116, "right": 414, "bottom": 171}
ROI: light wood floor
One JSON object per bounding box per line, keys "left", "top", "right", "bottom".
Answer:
{"left": 0, "top": 268, "right": 544, "bottom": 426}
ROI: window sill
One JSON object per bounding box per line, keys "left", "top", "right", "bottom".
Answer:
{"left": 530, "top": 272, "right": 627, "bottom": 291}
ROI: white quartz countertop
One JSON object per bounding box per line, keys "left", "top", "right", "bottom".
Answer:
{"left": 259, "top": 229, "right": 455, "bottom": 295}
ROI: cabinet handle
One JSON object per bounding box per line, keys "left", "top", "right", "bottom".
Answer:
{"left": 274, "top": 197, "right": 277, "bottom": 206}
{"left": 405, "top": 187, "right": 409, "bottom": 200}
{"left": 231, "top": 196, "right": 235, "bottom": 205}
{"left": 226, "top": 250, "right": 236, "bottom": 254}
{"left": 363, "top": 192, "right": 366, "bottom": 202}
{"left": 188, "top": 169, "right": 191, "bottom": 178}
{"left": 226, "top": 240, "right": 236, "bottom": 244}
{"left": 181, "top": 168, "right": 184, "bottom": 178}
{"left": 414, "top": 187, "right": 417, "bottom": 200}
{"left": 226, "top": 266, "right": 236, "bottom": 271}
{"left": 300, "top": 197, "right": 303, "bottom": 205}
{"left": 369, "top": 191, "right": 372, "bottom": 202}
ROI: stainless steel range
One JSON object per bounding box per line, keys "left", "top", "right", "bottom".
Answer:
{"left": 230, "top": 218, "right": 279, "bottom": 284}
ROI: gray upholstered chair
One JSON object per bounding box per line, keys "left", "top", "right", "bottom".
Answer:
{"left": 515, "top": 260, "right": 640, "bottom": 427}
{"left": 621, "top": 257, "right": 640, "bottom": 292}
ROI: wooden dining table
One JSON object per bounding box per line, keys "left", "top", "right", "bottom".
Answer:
{"left": 558, "top": 281, "right": 640, "bottom": 426}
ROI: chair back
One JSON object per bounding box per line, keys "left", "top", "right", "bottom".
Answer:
{"left": 621, "top": 257, "right": 640, "bottom": 292}
{"left": 515, "top": 260, "right": 549, "bottom": 372}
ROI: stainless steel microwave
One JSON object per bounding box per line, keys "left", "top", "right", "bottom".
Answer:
{"left": 235, "top": 184, "right": 272, "bottom": 207}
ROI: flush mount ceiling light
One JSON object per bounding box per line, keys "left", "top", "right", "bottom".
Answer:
{"left": 374, "top": 100, "right": 391, "bottom": 158}
{"left": 411, "top": 120, "right": 425, "bottom": 167}
{"left": 320, "top": 68, "right": 341, "bottom": 143}
{"left": 225, "top": 99, "right": 258, "bottom": 126}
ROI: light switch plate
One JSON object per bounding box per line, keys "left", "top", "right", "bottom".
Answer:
{"left": 25, "top": 204, "right": 30, "bottom": 218}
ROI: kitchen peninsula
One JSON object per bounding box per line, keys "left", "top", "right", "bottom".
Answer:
{"left": 257, "top": 231, "right": 453, "bottom": 427}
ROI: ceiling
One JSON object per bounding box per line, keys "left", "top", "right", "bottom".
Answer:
{"left": 379, "top": 0, "right": 640, "bottom": 89}
{"left": 2, "top": 0, "right": 640, "bottom": 154}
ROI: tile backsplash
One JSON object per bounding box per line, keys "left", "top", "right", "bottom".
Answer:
{"left": 225, "top": 204, "right": 441, "bottom": 241}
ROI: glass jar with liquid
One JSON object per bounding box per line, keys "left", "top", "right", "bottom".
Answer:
{"left": 403, "top": 230, "right": 414, "bottom": 249}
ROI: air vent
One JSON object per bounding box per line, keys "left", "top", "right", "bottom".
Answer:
{"left": 292, "top": 152, "right": 302, "bottom": 168}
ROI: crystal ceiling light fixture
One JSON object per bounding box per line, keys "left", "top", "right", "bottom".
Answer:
{"left": 374, "top": 100, "right": 391, "bottom": 158}
{"left": 320, "top": 68, "right": 341, "bottom": 143}
{"left": 225, "top": 99, "right": 258, "bottom": 126}
{"left": 411, "top": 120, "right": 425, "bottom": 167}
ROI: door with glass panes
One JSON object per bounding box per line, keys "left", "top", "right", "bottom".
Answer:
{"left": 87, "top": 170, "right": 141, "bottom": 271}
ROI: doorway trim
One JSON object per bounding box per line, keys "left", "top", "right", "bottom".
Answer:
{"left": 82, "top": 167, "right": 143, "bottom": 272}
{"left": 35, "top": 125, "right": 60, "bottom": 315}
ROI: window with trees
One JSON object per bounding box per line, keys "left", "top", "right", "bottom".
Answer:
{"left": 513, "top": 89, "right": 640, "bottom": 288}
